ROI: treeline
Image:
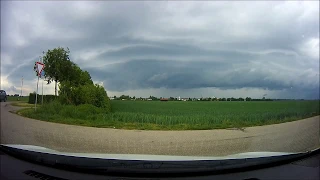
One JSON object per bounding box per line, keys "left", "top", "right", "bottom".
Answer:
{"left": 111, "top": 95, "right": 274, "bottom": 101}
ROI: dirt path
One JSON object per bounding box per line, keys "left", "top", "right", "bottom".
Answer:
{"left": 1, "top": 102, "right": 319, "bottom": 156}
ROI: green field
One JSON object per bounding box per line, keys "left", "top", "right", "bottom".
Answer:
{"left": 6, "top": 96, "right": 29, "bottom": 102}
{"left": 18, "top": 100, "right": 320, "bottom": 130}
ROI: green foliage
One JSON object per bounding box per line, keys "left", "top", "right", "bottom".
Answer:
{"left": 119, "top": 95, "right": 130, "bottom": 100}
{"left": 28, "top": 92, "right": 36, "bottom": 103}
{"left": 41, "top": 46, "right": 111, "bottom": 112}
{"left": 42, "top": 47, "right": 72, "bottom": 83}
{"left": 28, "top": 93, "right": 56, "bottom": 104}
{"left": 21, "top": 101, "right": 106, "bottom": 120}
{"left": 59, "top": 83, "right": 111, "bottom": 111}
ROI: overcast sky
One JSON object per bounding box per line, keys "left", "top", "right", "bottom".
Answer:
{"left": 1, "top": 1, "right": 319, "bottom": 99}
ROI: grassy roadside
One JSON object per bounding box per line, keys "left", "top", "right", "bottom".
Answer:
{"left": 10, "top": 102, "right": 39, "bottom": 107}
{"left": 16, "top": 100, "right": 320, "bottom": 130}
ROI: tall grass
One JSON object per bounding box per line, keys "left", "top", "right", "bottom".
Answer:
{"left": 18, "top": 100, "right": 320, "bottom": 130}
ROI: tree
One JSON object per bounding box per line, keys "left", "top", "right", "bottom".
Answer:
{"left": 120, "top": 95, "right": 130, "bottom": 100}
{"left": 57, "top": 63, "right": 93, "bottom": 102}
{"left": 41, "top": 46, "right": 111, "bottom": 111}
{"left": 42, "top": 47, "right": 73, "bottom": 96}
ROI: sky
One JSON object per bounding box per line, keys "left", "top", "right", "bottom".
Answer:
{"left": 1, "top": 1, "right": 319, "bottom": 99}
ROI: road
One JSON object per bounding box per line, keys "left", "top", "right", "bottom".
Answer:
{"left": 1, "top": 102, "right": 319, "bottom": 156}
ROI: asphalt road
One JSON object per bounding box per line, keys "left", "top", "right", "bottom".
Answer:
{"left": 1, "top": 102, "right": 319, "bottom": 156}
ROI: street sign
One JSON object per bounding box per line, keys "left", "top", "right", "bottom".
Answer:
{"left": 33, "top": 60, "right": 45, "bottom": 111}
{"left": 36, "top": 62, "right": 45, "bottom": 76}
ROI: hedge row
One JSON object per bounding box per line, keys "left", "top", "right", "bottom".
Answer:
{"left": 28, "top": 93, "right": 56, "bottom": 104}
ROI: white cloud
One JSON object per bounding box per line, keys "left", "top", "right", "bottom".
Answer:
{"left": 0, "top": 53, "right": 12, "bottom": 66}
{"left": 299, "top": 38, "right": 319, "bottom": 59}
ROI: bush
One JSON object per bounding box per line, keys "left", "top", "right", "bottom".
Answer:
{"left": 35, "top": 101, "right": 107, "bottom": 120}
{"left": 58, "top": 83, "right": 111, "bottom": 112}
{"left": 28, "top": 93, "right": 56, "bottom": 104}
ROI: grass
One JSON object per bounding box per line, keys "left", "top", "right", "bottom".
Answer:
{"left": 10, "top": 102, "right": 37, "bottom": 107}
{"left": 6, "top": 96, "right": 29, "bottom": 102}
{"left": 17, "top": 100, "right": 320, "bottom": 130}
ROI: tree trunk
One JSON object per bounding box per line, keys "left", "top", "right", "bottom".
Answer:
{"left": 55, "top": 80, "right": 57, "bottom": 96}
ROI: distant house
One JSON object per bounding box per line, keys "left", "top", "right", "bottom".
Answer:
{"left": 147, "top": 98, "right": 152, "bottom": 101}
{"left": 160, "top": 98, "right": 169, "bottom": 101}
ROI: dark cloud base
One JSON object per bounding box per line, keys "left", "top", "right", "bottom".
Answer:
{"left": 84, "top": 59, "right": 319, "bottom": 99}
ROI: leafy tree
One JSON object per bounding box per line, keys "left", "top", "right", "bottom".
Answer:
{"left": 42, "top": 47, "right": 73, "bottom": 96}
{"left": 120, "top": 95, "right": 130, "bottom": 100}
{"left": 42, "top": 47, "right": 111, "bottom": 111}
{"left": 149, "top": 96, "right": 158, "bottom": 100}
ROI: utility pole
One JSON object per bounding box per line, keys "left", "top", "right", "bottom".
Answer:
{"left": 41, "top": 56, "right": 44, "bottom": 105}
{"left": 35, "top": 75, "right": 39, "bottom": 111}
{"left": 21, "top": 76, "right": 23, "bottom": 97}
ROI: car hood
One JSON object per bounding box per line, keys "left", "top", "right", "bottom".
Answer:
{"left": 2, "top": 144, "right": 318, "bottom": 174}
{"left": 1, "top": 144, "right": 300, "bottom": 161}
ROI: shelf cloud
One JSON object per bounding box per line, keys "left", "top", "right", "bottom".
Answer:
{"left": 1, "top": 1, "right": 319, "bottom": 99}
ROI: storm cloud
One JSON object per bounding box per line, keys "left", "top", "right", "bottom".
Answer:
{"left": 1, "top": 1, "right": 319, "bottom": 99}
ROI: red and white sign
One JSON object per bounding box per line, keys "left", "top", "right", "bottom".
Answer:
{"left": 35, "top": 62, "right": 45, "bottom": 76}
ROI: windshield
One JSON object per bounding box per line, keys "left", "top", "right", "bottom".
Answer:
{"left": 0, "top": 1, "right": 319, "bottom": 161}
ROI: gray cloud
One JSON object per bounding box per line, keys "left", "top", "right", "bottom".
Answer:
{"left": 1, "top": 1, "right": 319, "bottom": 99}
{"left": 85, "top": 59, "right": 318, "bottom": 96}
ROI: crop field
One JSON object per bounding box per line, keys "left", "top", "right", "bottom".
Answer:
{"left": 107, "top": 100, "right": 320, "bottom": 129}
{"left": 6, "top": 96, "right": 29, "bottom": 102}
{"left": 18, "top": 100, "right": 319, "bottom": 130}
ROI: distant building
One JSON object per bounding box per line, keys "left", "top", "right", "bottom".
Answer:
{"left": 160, "top": 98, "right": 169, "bottom": 101}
